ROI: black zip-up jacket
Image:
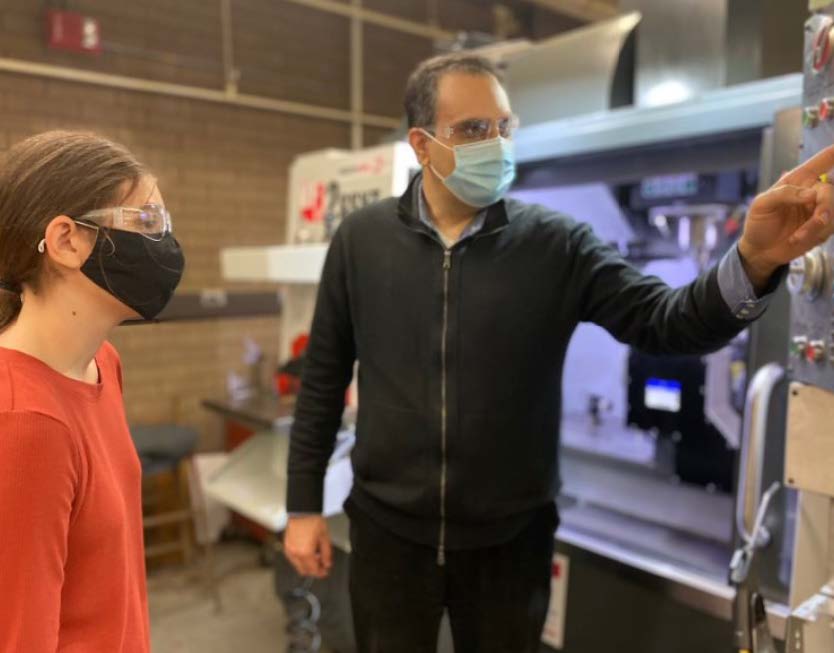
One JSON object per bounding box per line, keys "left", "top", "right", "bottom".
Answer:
{"left": 287, "top": 174, "right": 758, "bottom": 556}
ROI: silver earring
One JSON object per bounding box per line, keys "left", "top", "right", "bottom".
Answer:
{"left": 37, "top": 239, "right": 46, "bottom": 254}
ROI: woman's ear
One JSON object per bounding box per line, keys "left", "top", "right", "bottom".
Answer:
{"left": 42, "top": 216, "right": 95, "bottom": 270}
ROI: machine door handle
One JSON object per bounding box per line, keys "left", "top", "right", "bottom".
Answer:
{"left": 736, "top": 363, "right": 785, "bottom": 546}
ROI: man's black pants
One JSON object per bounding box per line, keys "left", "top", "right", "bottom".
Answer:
{"left": 347, "top": 503, "right": 557, "bottom": 653}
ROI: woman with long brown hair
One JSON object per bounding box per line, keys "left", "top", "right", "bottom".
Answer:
{"left": 0, "top": 131, "right": 185, "bottom": 652}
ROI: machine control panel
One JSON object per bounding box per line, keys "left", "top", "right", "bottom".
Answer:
{"left": 788, "top": 8, "right": 834, "bottom": 390}
{"left": 789, "top": 336, "right": 829, "bottom": 363}
{"left": 787, "top": 247, "right": 828, "bottom": 299}
{"left": 812, "top": 15, "right": 834, "bottom": 73}
{"left": 804, "top": 105, "right": 821, "bottom": 127}
{"left": 819, "top": 96, "right": 834, "bottom": 120}
{"left": 806, "top": 338, "right": 826, "bottom": 363}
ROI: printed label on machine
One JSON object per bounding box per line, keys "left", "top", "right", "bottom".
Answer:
{"left": 289, "top": 143, "right": 418, "bottom": 244}
{"left": 541, "top": 554, "right": 569, "bottom": 649}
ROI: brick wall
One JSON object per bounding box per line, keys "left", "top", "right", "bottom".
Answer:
{"left": 232, "top": 1, "right": 352, "bottom": 109}
{"left": 0, "top": 69, "right": 349, "bottom": 448}
{"left": 0, "top": 0, "right": 579, "bottom": 449}
{"left": 363, "top": 24, "right": 434, "bottom": 118}
{"left": 1, "top": 0, "right": 225, "bottom": 88}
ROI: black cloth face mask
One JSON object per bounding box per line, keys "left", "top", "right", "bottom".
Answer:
{"left": 81, "top": 229, "right": 185, "bottom": 321}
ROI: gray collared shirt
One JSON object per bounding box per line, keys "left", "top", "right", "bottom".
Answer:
{"left": 417, "top": 178, "right": 769, "bottom": 321}
{"left": 417, "top": 178, "right": 487, "bottom": 248}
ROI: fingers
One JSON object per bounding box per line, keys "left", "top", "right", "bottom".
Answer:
{"left": 298, "top": 552, "right": 320, "bottom": 577}
{"left": 782, "top": 144, "right": 834, "bottom": 184}
{"left": 319, "top": 531, "right": 333, "bottom": 572}
{"left": 815, "top": 178, "right": 834, "bottom": 216}
{"left": 286, "top": 545, "right": 329, "bottom": 578}
{"left": 790, "top": 205, "right": 832, "bottom": 251}
{"left": 788, "top": 181, "right": 834, "bottom": 248}
{"left": 287, "top": 548, "right": 328, "bottom": 578}
{"left": 283, "top": 520, "right": 332, "bottom": 579}
{"left": 755, "top": 183, "right": 817, "bottom": 211}
{"left": 284, "top": 546, "right": 313, "bottom": 577}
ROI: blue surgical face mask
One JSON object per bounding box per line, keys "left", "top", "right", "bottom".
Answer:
{"left": 423, "top": 130, "right": 516, "bottom": 208}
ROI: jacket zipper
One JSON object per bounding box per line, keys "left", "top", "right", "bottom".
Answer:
{"left": 406, "top": 217, "right": 509, "bottom": 566}
{"left": 438, "top": 248, "right": 451, "bottom": 566}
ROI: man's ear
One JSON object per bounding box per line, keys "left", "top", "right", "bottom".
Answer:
{"left": 408, "top": 128, "right": 431, "bottom": 167}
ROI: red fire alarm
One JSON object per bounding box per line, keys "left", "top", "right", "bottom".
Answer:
{"left": 45, "top": 10, "right": 102, "bottom": 55}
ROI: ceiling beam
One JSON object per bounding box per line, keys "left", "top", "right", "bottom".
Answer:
{"left": 524, "top": 0, "right": 620, "bottom": 23}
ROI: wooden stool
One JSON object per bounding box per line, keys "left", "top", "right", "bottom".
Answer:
{"left": 131, "top": 424, "right": 222, "bottom": 612}
{"left": 131, "top": 424, "right": 199, "bottom": 565}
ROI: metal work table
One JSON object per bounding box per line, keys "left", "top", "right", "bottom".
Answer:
{"left": 202, "top": 393, "right": 296, "bottom": 433}
{"left": 201, "top": 393, "right": 355, "bottom": 533}
{"left": 203, "top": 393, "right": 356, "bottom": 435}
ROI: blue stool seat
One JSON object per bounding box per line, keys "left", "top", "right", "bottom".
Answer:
{"left": 130, "top": 424, "right": 199, "bottom": 475}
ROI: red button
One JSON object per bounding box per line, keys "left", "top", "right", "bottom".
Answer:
{"left": 814, "top": 23, "right": 834, "bottom": 72}
{"left": 821, "top": 99, "right": 834, "bottom": 121}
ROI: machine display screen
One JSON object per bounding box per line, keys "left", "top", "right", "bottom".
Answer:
{"left": 644, "top": 378, "right": 682, "bottom": 413}
{"left": 639, "top": 173, "right": 699, "bottom": 200}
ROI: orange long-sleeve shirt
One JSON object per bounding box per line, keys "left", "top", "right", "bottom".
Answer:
{"left": 0, "top": 342, "right": 150, "bottom": 653}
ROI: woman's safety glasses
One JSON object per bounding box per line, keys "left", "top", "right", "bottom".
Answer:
{"left": 74, "top": 204, "right": 172, "bottom": 241}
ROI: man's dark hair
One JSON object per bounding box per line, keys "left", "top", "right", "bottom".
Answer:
{"left": 404, "top": 53, "right": 504, "bottom": 129}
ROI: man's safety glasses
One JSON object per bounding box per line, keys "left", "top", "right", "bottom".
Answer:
{"left": 430, "top": 115, "right": 520, "bottom": 144}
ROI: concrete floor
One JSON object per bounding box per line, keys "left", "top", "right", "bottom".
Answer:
{"left": 148, "top": 542, "right": 296, "bottom": 653}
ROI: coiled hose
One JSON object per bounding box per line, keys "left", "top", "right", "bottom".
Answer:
{"left": 283, "top": 576, "right": 322, "bottom": 653}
